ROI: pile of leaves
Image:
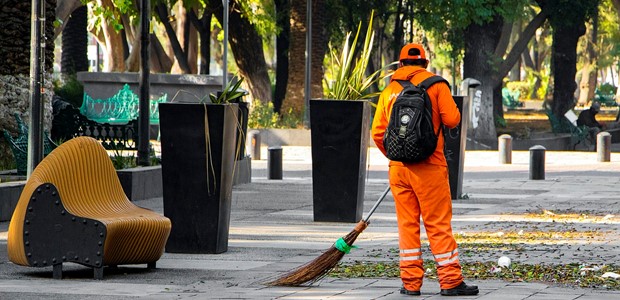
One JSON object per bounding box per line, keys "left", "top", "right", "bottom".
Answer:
{"left": 331, "top": 260, "right": 620, "bottom": 290}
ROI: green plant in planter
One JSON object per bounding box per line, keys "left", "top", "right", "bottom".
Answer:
{"left": 208, "top": 77, "right": 246, "bottom": 104}
{"left": 324, "top": 11, "right": 395, "bottom": 100}
{"left": 53, "top": 74, "right": 84, "bottom": 108}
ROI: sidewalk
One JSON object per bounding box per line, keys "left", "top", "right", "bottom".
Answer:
{"left": 1, "top": 148, "right": 620, "bottom": 299}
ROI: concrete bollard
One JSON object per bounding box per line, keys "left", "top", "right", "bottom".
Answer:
{"left": 529, "top": 145, "right": 546, "bottom": 180}
{"left": 597, "top": 131, "right": 611, "bottom": 162}
{"left": 248, "top": 130, "right": 261, "bottom": 160}
{"left": 268, "top": 147, "right": 282, "bottom": 180}
{"left": 498, "top": 134, "right": 512, "bottom": 164}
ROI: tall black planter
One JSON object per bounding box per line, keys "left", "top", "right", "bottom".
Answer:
{"left": 158, "top": 103, "right": 238, "bottom": 254}
{"left": 310, "top": 99, "right": 371, "bottom": 223}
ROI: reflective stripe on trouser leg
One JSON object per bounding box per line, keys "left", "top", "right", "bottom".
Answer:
{"left": 397, "top": 163, "right": 464, "bottom": 290}
{"left": 417, "top": 164, "right": 463, "bottom": 289}
{"left": 389, "top": 166, "right": 424, "bottom": 291}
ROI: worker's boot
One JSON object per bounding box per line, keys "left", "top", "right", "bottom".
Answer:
{"left": 440, "top": 282, "right": 479, "bottom": 296}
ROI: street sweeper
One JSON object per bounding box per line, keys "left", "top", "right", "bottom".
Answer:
{"left": 371, "top": 43, "right": 479, "bottom": 296}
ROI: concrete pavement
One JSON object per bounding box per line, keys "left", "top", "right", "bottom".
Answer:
{"left": 1, "top": 147, "right": 620, "bottom": 299}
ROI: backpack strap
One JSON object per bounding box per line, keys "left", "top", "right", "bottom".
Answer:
{"left": 418, "top": 76, "right": 449, "bottom": 138}
{"left": 419, "top": 75, "right": 450, "bottom": 90}
{"left": 396, "top": 80, "right": 414, "bottom": 89}
{"left": 396, "top": 76, "right": 449, "bottom": 90}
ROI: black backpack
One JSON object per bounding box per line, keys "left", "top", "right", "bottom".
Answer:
{"left": 383, "top": 76, "right": 448, "bottom": 163}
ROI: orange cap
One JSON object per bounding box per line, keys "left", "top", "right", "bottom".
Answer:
{"left": 399, "top": 43, "right": 427, "bottom": 61}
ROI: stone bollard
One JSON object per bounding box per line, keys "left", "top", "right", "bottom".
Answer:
{"left": 597, "top": 131, "right": 611, "bottom": 162}
{"left": 248, "top": 130, "right": 261, "bottom": 160}
{"left": 529, "top": 145, "right": 546, "bottom": 180}
{"left": 268, "top": 147, "right": 282, "bottom": 180}
{"left": 498, "top": 134, "right": 512, "bottom": 164}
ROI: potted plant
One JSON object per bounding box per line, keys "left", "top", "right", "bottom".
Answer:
{"left": 210, "top": 77, "right": 250, "bottom": 162}
{"left": 311, "top": 11, "right": 394, "bottom": 223}
{"left": 158, "top": 76, "right": 246, "bottom": 254}
{"left": 210, "top": 77, "right": 251, "bottom": 185}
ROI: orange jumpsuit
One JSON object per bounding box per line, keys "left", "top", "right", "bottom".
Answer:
{"left": 371, "top": 65, "right": 462, "bottom": 291}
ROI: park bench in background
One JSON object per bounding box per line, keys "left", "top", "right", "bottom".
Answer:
{"left": 2, "top": 114, "right": 57, "bottom": 175}
{"left": 50, "top": 100, "right": 139, "bottom": 151}
{"left": 562, "top": 110, "right": 591, "bottom": 149}
{"left": 7, "top": 136, "right": 171, "bottom": 279}
{"left": 546, "top": 109, "right": 590, "bottom": 150}
{"left": 80, "top": 84, "right": 167, "bottom": 125}
{"left": 502, "top": 88, "right": 524, "bottom": 109}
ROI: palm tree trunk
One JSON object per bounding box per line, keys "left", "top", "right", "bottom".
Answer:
{"left": 61, "top": 5, "right": 89, "bottom": 74}
{"left": 0, "top": 0, "right": 56, "bottom": 167}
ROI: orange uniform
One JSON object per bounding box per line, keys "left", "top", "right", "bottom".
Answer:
{"left": 371, "top": 63, "right": 463, "bottom": 291}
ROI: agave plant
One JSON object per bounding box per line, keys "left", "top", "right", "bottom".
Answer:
{"left": 209, "top": 76, "right": 246, "bottom": 104}
{"left": 324, "top": 11, "right": 395, "bottom": 100}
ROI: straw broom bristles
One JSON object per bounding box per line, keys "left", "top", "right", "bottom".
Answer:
{"left": 267, "top": 220, "right": 369, "bottom": 286}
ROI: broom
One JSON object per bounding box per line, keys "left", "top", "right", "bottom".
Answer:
{"left": 267, "top": 186, "right": 391, "bottom": 286}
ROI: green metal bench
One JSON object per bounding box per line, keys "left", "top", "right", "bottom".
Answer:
{"left": 2, "top": 114, "right": 58, "bottom": 175}
{"left": 502, "top": 88, "right": 524, "bottom": 109}
{"left": 546, "top": 109, "right": 590, "bottom": 150}
{"left": 80, "top": 84, "right": 167, "bottom": 124}
{"left": 594, "top": 89, "right": 617, "bottom": 107}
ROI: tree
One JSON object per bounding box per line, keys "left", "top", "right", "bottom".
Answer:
{"left": 577, "top": 14, "right": 598, "bottom": 106}
{"left": 282, "top": 0, "right": 328, "bottom": 118}
{"left": 54, "top": 0, "right": 83, "bottom": 39}
{"left": 0, "top": 0, "right": 57, "bottom": 167}
{"left": 0, "top": 0, "right": 56, "bottom": 75}
{"left": 415, "top": 0, "right": 540, "bottom": 142}
{"left": 273, "top": 0, "right": 290, "bottom": 113}
{"left": 537, "top": 0, "right": 599, "bottom": 118}
{"left": 206, "top": 0, "right": 272, "bottom": 103}
{"left": 61, "top": 5, "right": 89, "bottom": 74}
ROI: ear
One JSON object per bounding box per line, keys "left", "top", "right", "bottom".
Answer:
{"left": 423, "top": 60, "right": 429, "bottom": 69}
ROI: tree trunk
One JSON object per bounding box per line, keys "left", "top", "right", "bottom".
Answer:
{"left": 189, "top": 8, "right": 212, "bottom": 74}
{"left": 155, "top": 3, "right": 191, "bottom": 74}
{"left": 94, "top": 0, "right": 125, "bottom": 72}
{"left": 0, "top": 0, "right": 56, "bottom": 165}
{"left": 282, "top": 0, "right": 308, "bottom": 116}
{"left": 550, "top": 24, "right": 584, "bottom": 117}
{"left": 1, "top": 0, "right": 56, "bottom": 75}
{"left": 528, "top": 25, "right": 551, "bottom": 99}
{"left": 53, "top": 0, "right": 82, "bottom": 40}
{"left": 508, "top": 21, "right": 522, "bottom": 82}
{"left": 282, "top": 0, "right": 328, "bottom": 117}
{"left": 536, "top": 0, "right": 594, "bottom": 118}
{"left": 463, "top": 16, "right": 503, "bottom": 143}
{"left": 311, "top": 0, "right": 327, "bottom": 101}
{"left": 208, "top": 0, "right": 271, "bottom": 103}
{"left": 577, "top": 15, "right": 598, "bottom": 106}
{"left": 171, "top": 3, "right": 198, "bottom": 74}
{"left": 392, "top": 0, "right": 404, "bottom": 62}
{"left": 274, "top": 0, "right": 291, "bottom": 113}
{"left": 61, "top": 5, "right": 89, "bottom": 74}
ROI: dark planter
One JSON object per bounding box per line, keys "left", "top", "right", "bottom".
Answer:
{"left": 159, "top": 103, "right": 238, "bottom": 254}
{"left": 235, "top": 102, "right": 249, "bottom": 160}
{"left": 116, "top": 166, "right": 163, "bottom": 201}
{"left": 310, "top": 99, "right": 371, "bottom": 223}
{"left": 232, "top": 102, "right": 251, "bottom": 185}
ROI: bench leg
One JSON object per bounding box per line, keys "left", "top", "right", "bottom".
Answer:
{"left": 53, "top": 264, "right": 62, "bottom": 279}
{"left": 94, "top": 266, "right": 104, "bottom": 280}
{"left": 147, "top": 262, "right": 156, "bottom": 269}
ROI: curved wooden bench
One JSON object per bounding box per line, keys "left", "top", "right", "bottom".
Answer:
{"left": 7, "top": 137, "right": 171, "bottom": 279}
